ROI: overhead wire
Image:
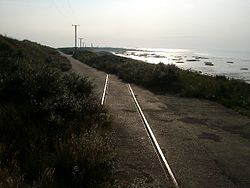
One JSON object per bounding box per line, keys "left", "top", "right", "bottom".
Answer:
{"left": 67, "top": 0, "right": 76, "bottom": 18}
{"left": 50, "top": 0, "right": 82, "bottom": 47}
{"left": 50, "top": 0, "right": 73, "bottom": 24}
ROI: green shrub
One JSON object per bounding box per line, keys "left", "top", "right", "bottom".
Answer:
{"left": 52, "top": 131, "right": 114, "bottom": 187}
{"left": 0, "top": 160, "right": 25, "bottom": 188}
{"left": 0, "top": 35, "right": 71, "bottom": 72}
{"left": 73, "top": 50, "right": 250, "bottom": 117}
{"left": 0, "top": 36, "right": 114, "bottom": 187}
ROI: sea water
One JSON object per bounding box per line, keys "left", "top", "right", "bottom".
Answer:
{"left": 115, "top": 48, "right": 250, "bottom": 84}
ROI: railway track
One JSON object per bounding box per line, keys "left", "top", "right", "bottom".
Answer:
{"left": 101, "top": 74, "right": 109, "bottom": 105}
{"left": 101, "top": 74, "right": 180, "bottom": 188}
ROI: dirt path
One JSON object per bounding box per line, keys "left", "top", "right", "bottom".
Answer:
{"left": 62, "top": 53, "right": 250, "bottom": 187}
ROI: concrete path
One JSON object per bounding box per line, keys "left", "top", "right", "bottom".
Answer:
{"left": 62, "top": 53, "right": 250, "bottom": 188}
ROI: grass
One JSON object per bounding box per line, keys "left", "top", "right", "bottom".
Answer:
{"left": 71, "top": 50, "right": 250, "bottom": 117}
{"left": 0, "top": 36, "right": 115, "bottom": 187}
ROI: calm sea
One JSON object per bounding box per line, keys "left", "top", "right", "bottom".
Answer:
{"left": 115, "top": 48, "right": 250, "bottom": 84}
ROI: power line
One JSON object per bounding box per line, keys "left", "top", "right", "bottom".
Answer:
{"left": 67, "top": 0, "right": 75, "bottom": 17}
{"left": 51, "top": 0, "right": 66, "bottom": 18}
{"left": 50, "top": 0, "right": 72, "bottom": 23}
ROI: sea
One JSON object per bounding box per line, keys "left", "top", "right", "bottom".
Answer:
{"left": 115, "top": 48, "right": 250, "bottom": 84}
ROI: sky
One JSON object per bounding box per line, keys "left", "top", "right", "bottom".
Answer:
{"left": 0, "top": 0, "right": 250, "bottom": 51}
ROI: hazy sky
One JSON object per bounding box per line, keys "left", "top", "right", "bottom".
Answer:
{"left": 0, "top": 0, "right": 250, "bottom": 50}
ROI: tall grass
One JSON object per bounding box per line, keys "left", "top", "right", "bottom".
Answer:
{"left": 73, "top": 50, "right": 250, "bottom": 117}
{"left": 0, "top": 36, "right": 114, "bottom": 187}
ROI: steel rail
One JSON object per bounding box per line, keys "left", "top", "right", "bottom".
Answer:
{"left": 101, "top": 74, "right": 109, "bottom": 105}
{"left": 128, "top": 84, "right": 180, "bottom": 188}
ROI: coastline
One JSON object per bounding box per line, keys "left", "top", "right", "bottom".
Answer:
{"left": 113, "top": 48, "right": 250, "bottom": 84}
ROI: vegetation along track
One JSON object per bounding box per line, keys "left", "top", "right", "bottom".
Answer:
{"left": 101, "top": 75, "right": 179, "bottom": 187}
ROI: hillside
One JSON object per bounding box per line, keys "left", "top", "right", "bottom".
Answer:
{"left": 0, "top": 36, "right": 114, "bottom": 187}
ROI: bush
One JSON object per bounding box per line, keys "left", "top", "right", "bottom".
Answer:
{"left": 0, "top": 36, "right": 114, "bottom": 187}
{"left": 73, "top": 50, "right": 250, "bottom": 117}
{"left": 0, "top": 35, "right": 71, "bottom": 72}
{"left": 53, "top": 131, "right": 114, "bottom": 187}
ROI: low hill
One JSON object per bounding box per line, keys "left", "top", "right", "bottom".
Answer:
{"left": 0, "top": 36, "right": 114, "bottom": 187}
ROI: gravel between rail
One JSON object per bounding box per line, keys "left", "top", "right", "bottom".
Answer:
{"left": 62, "top": 53, "right": 250, "bottom": 188}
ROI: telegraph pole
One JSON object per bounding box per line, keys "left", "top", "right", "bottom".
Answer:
{"left": 79, "top": 38, "right": 84, "bottom": 48}
{"left": 72, "top": 24, "right": 80, "bottom": 54}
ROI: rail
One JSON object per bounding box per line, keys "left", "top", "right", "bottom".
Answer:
{"left": 101, "top": 74, "right": 109, "bottom": 105}
{"left": 128, "top": 84, "right": 180, "bottom": 188}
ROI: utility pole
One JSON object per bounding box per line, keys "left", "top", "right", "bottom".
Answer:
{"left": 79, "top": 38, "right": 84, "bottom": 48}
{"left": 72, "top": 24, "right": 80, "bottom": 54}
